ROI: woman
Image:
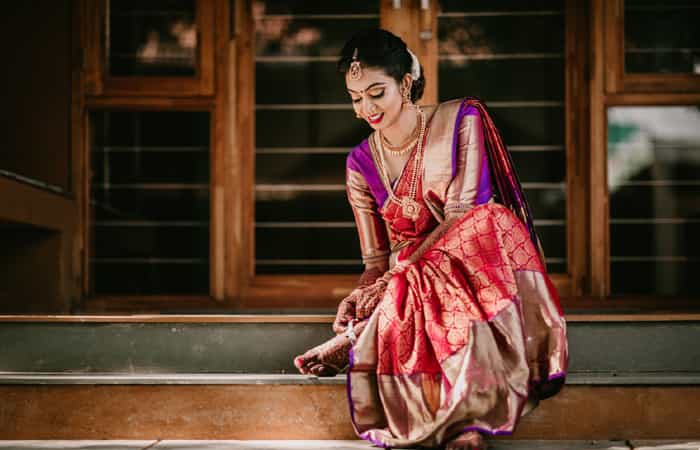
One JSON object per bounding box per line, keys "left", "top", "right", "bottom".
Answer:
{"left": 294, "top": 29, "right": 567, "bottom": 450}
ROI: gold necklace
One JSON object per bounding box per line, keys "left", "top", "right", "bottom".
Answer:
{"left": 379, "top": 109, "right": 423, "bottom": 156}
{"left": 370, "top": 107, "right": 427, "bottom": 221}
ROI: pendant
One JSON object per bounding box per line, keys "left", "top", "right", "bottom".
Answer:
{"left": 401, "top": 197, "right": 421, "bottom": 221}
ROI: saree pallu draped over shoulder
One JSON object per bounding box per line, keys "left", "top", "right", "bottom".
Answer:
{"left": 345, "top": 98, "right": 568, "bottom": 448}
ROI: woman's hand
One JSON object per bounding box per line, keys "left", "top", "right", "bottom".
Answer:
{"left": 333, "top": 291, "right": 357, "bottom": 334}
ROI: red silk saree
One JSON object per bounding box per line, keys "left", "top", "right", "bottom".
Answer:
{"left": 344, "top": 99, "right": 568, "bottom": 448}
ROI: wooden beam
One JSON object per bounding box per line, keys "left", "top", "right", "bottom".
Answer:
{"left": 589, "top": 0, "right": 609, "bottom": 297}
{"left": 565, "top": 0, "right": 591, "bottom": 297}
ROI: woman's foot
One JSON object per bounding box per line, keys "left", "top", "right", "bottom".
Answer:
{"left": 294, "top": 332, "right": 353, "bottom": 377}
{"left": 445, "top": 431, "right": 486, "bottom": 450}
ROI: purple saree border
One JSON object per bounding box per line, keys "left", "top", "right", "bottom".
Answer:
{"left": 347, "top": 347, "right": 392, "bottom": 449}
{"left": 347, "top": 139, "right": 389, "bottom": 208}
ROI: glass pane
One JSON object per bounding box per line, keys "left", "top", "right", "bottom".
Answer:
{"left": 438, "top": 2, "right": 566, "bottom": 273}
{"left": 254, "top": 1, "right": 379, "bottom": 275}
{"left": 624, "top": 0, "right": 700, "bottom": 74}
{"left": 108, "top": 0, "right": 197, "bottom": 77}
{"left": 90, "top": 111, "right": 210, "bottom": 295}
{"left": 608, "top": 105, "right": 700, "bottom": 296}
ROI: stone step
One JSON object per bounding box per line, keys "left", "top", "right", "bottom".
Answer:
{"left": 1, "top": 316, "right": 699, "bottom": 374}
{"left": 0, "top": 440, "right": 698, "bottom": 450}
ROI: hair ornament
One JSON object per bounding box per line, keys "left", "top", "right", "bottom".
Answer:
{"left": 349, "top": 48, "right": 363, "bottom": 80}
{"left": 407, "top": 48, "right": 421, "bottom": 80}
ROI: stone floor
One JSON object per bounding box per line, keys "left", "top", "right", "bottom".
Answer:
{"left": 0, "top": 441, "right": 698, "bottom": 450}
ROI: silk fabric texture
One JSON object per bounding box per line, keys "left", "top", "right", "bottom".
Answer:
{"left": 344, "top": 99, "right": 568, "bottom": 448}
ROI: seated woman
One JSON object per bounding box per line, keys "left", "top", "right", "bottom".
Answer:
{"left": 294, "top": 29, "right": 568, "bottom": 450}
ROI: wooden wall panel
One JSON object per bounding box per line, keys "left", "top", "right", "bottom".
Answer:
{"left": 0, "top": 0, "right": 73, "bottom": 191}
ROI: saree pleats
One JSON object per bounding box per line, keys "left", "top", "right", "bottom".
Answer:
{"left": 348, "top": 203, "right": 567, "bottom": 448}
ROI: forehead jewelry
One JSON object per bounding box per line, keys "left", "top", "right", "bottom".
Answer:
{"left": 349, "top": 48, "right": 362, "bottom": 81}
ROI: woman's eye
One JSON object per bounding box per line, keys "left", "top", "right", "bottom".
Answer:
{"left": 351, "top": 98, "right": 361, "bottom": 104}
{"left": 370, "top": 91, "right": 384, "bottom": 99}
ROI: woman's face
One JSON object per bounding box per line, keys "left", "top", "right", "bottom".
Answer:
{"left": 346, "top": 66, "right": 405, "bottom": 131}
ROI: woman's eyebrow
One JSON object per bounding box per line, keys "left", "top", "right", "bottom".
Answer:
{"left": 347, "top": 82, "right": 386, "bottom": 94}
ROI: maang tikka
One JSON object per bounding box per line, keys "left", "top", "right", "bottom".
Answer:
{"left": 349, "top": 48, "right": 362, "bottom": 80}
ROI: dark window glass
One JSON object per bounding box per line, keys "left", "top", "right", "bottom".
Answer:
{"left": 108, "top": 0, "right": 197, "bottom": 77}
{"left": 608, "top": 105, "right": 700, "bottom": 296}
{"left": 89, "top": 111, "right": 210, "bottom": 295}
{"left": 438, "top": 2, "right": 566, "bottom": 273}
{"left": 254, "top": 1, "right": 378, "bottom": 274}
{"left": 624, "top": 0, "right": 700, "bottom": 74}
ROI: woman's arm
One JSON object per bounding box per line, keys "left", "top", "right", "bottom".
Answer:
{"left": 346, "top": 163, "right": 391, "bottom": 279}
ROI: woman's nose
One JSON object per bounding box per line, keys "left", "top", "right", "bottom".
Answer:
{"left": 362, "top": 97, "right": 376, "bottom": 116}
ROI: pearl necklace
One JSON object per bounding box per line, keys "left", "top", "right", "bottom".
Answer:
{"left": 370, "top": 107, "right": 427, "bottom": 221}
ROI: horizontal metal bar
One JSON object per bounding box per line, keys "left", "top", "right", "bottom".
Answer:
{"left": 93, "top": 146, "right": 208, "bottom": 152}
{"left": 93, "top": 221, "right": 208, "bottom": 227}
{"left": 256, "top": 147, "right": 350, "bottom": 154}
{"left": 256, "top": 222, "right": 355, "bottom": 228}
{"left": 92, "top": 183, "right": 208, "bottom": 190}
{"left": 508, "top": 145, "right": 565, "bottom": 152}
{"left": 486, "top": 101, "right": 564, "bottom": 108}
{"left": 256, "top": 184, "right": 345, "bottom": 192}
{"left": 110, "top": 10, "right": 193, "bottom": 17}
{"left": 255, "top": 183, "right": 565, "bottom": 192}
{"left": 625, "top": 5, "right": 700, "bottom": 12}
{"left": 440, "top": 52, "right": 563, "bottom": 61}
{"left": 255, "top": 104, "right": 352, "bottom": 111}
{"left": 91, "top": 258, "right": 208, "bottom": 264}
{"left": 615, "top": 180, "right": 700, "bottom": 187}
{"left": 262, "top": 14, "right": 379, "bottom": 20}
{"left": 439, "top": 11, "right": 564, "bottom": 18}
{"left": 610, "top": 218, "right": 700, "bottom": 225}
{"left": 256, "top": 55, "right": 338, "bottom": 63}
{"left": 611, "top": 256, "right": 700, "bottom": 263}
{"left": 533, "top": 220, "right": 566, "bottom": 226}
{"left": 256, "top": 259, "right": 361, "bottom": 266}
{"left": 626, "top": 47, "right": 700, "bottom": 53}
{"left": 256, "top": 257, "right": 566, "bottom": 265}
{"left": 0, "top": 170, "right": 65, "bottom": 194}
{"left": 255, "top": 101, "right": 563, "bottom": 110}
{"left": 256, "top": 145, "right": 565, "bottom": 154}
{"left": 255, "top": 220, "right": 564, "bottom": 228}
{"left": 521, "top": 182, "right": 566, "bottom": 189}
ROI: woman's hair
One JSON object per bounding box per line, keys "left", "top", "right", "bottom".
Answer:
{"left": 337, "top": 28, "right": 425, "bottom": 103}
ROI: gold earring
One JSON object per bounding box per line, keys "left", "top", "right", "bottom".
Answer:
{"left": 402, "top": 87, "right": 412, "bottom": 105}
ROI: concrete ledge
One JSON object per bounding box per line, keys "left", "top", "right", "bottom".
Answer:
{"left": 1, "top": 321, "right": 699, "bottom": 374}
{"left": 1, "top": 385, "right": 699, "bottom": 440}
{"left": 1, "top": 372, "right": 699, "bottom": 385}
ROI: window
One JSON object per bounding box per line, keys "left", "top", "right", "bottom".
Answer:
{"left": 88, "top": 111, "right": 210, "bottom": 295}
{"left": 85, "top": 0, "right": 215, "bottom": 96}
{"left": 438, "top": 1, "right": 568, "bottom": 274}
{"left": 608, "top": 105, "right": 700, "bottom": 296}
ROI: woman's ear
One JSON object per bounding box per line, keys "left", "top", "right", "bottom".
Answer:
{"left": 402, "top": 73, "right": 413, "bottom": 92}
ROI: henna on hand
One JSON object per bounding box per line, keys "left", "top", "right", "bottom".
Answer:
{"left": 333, "top": 291, "right": 358, "bottom": 334}
{"left": 357, "top": 266, "right": 385, "bottom": 287}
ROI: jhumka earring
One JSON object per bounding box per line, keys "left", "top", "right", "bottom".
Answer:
{"left": 402, "top": 85, "right": 412, "bottom": 105}
{"left": 349, "top": 48, "right": 362, "bottom": 81}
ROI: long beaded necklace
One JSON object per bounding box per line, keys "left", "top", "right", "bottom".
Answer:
{"left": 370, "top": 107, "right": 427, "bottom": 221}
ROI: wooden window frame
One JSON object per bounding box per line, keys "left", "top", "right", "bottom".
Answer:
{"left": 79, "top": 0, "right": 230, "bottom": 312}
{"left": 590, "top": 0, "right": 700, "bottom": 300}
{"left": 604, "top": 0, "right": 700, "bottom": 95}
{"left": 83, "top": 0, "right": 215, "bottom": 97}
{"left": 227, "top": 0, "right": 590, "bottom": 309}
